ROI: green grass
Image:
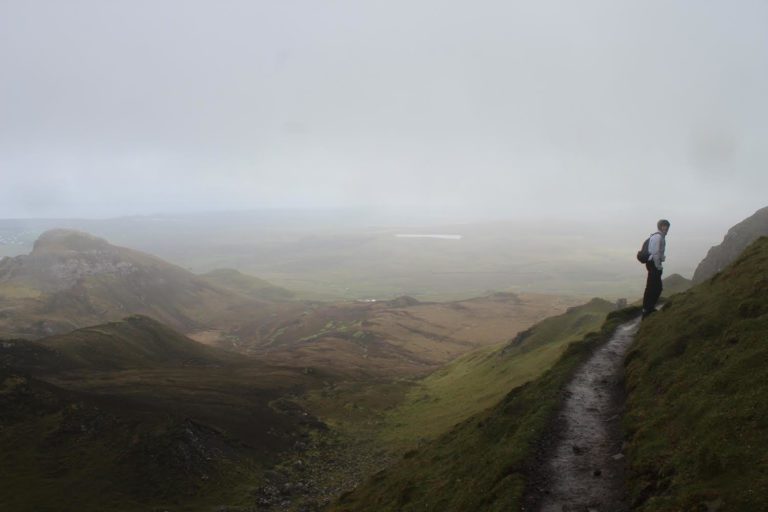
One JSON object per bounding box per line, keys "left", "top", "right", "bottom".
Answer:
{"left": 328, "top": 307, "right": 640, "bottom": 511}
{"left": 623, "top": 236, "right": 768, "bottom": 511}
{"left": 380, "top": 298, "right": 615, "bottom": 447}
{"left": 39, "top": 314, "right": 242, "bottom": 370}
{"left": 200, "top": 268, "right": 294, "bottom": 300}
{"left": 0, "top": 384, "right": 264, "bottom": 512}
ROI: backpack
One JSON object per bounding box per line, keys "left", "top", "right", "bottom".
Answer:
{"left": 636, "top": 232, "right": 658, "bottom": 263}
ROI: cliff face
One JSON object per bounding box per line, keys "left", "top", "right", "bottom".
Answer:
{"left": 692, "top": 206, "right": 768, "bottom": 284}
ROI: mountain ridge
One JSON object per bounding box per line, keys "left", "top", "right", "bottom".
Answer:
{"left": 692, "top": 205, "right": 768, "bottom": 283}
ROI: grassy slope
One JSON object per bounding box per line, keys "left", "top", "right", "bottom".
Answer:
{"left": 381, "top": 298, "right": 615, "bottom": 447}
{"left": 0, "top": 316, "right": 327, "bottom": 512}
{"left": 0, "top": 370, "right": 268, "bottom": 512}
{"left": 623, "top": 236, "right": 768, "bottom": 511}
{"left": 39, "top": 314, "right": 243, "bottom": 370}
{"left": 329, "top": 307, "right": 640, "bottom": 512}
{"left": 200, "top": 268, "right": 295, "bottom": 301}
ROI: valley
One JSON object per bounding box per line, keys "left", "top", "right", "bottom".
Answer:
{"left": 0, "top": 229, "right": 588, "bottom": 511}
{"left": 1, "top": 206, "right": 767, "bottom": 511}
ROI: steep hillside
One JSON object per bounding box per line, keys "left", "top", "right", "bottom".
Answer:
{"left": 0, "top": 229, "right": 275, "bottom": 338}
{"left": 379, "top": 297, "right": 616, "bottom": 446}
{"left": 692, "top": 205, "right": 768, "bottom": 283}
{"left": 328, "top": 308, "right": 639, "bottom": 512}
{"left": 623, "top": 236, "right": 768, "bottom": 511}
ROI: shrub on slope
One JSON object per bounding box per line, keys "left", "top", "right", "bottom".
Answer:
{"left": 624, "top": 236, "right": 768, "bottom": 511}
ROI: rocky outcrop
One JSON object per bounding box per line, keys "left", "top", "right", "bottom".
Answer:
{"left": 692, "top": 206, "right": 768, "bottom": 284}
{"left": 0, "top": 229, "right": 262, "bottom": 338}
{"left": 0, "top": 229, "right": 148, "bottom": 292}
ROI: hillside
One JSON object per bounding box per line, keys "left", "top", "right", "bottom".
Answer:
{"left": 7, "top": 315, "right": 243, "bottom": 372}
{"left": 378, "top": 297, "right": 616, "bottom": 447}
{"left": 243, "top": 292, "right": 583, "bottom": 379}
{"left": 692, "top": 205, "right": 768, "bottom": 283}
{"left": 0, "top": 316, "right": 330, "bottom": 511}
{"left": 200, "top": 268, "right": 295, "bottom": 301}
{"left": 0, "top": 229, "right": 281, "bottom": 338}
{"left": 327, "top": 307, "right": 640, "bottom": 511}
{"left": 623, "top": 236, "right": 768, "bottom": 510}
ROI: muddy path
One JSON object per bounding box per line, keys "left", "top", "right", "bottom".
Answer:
{"left": 525, "top": 317, "right": 641, "bottom": 512}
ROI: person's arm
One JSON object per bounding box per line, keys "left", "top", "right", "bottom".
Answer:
{"left": 648, "top": 233, "right": 662, "bottom": 269}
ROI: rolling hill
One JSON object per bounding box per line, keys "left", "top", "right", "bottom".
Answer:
{"left": 237, "top": 292, "right": 584, "bottom": 379}
{"left": 3, "top": 314, "right": 242, "bottom": 372}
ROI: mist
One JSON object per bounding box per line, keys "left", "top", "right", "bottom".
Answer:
{"left": 1, "top": 0, "right": 766, "bottom": 223}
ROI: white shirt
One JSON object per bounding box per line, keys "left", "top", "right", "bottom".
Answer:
{"left": 648, "top": 232, "right": 666, "bottom": 270}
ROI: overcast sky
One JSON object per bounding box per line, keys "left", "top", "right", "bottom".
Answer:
{"left": 1, "top": 1, "right": 767, "bottom": 224}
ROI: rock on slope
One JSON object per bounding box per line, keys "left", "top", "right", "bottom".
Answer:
{"left": 692, "top": 205, "right": 768, "bottom": 284}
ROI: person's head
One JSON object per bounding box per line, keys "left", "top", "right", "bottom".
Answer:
{"left": 657, "top": 219, "right": 670, "bottom": 235}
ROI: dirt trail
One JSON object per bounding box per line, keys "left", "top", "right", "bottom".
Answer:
{"left": 529, "top": 317, "right": 641, "bottom": 512}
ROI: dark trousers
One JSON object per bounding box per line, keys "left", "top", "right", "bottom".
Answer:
{"left": 642, "top": 262, "right": 663, "bottom": 313}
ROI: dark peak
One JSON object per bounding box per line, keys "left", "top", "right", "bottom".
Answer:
{"left": 123, "top": 314, "right": 163, "bottom": 326}
{"left": 387, "top": 295, "right": 420, "bottom": 308}
{"left": 98, "top": 314, "right": 174, "bottom": 333}
{"left": 32, "top": 229, "right": 111, "bottom": 254}
{"left": 663, "top": 273, "right": 691, "bottom": 284}
{"left": 204, "top": 268, "right": 242, "bottom": 277}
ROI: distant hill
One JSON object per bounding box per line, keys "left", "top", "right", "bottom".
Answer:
{"left": 3, "top": 315, "right": 243, "bottom": 372}
{"left": 692, "top": 205, "right": 768, "bottom": 283}
{"left": 0, "top": 229, "right": 278, "bottom": 338}
{"left": 200, "top": 267, "right": 294, "bottom": 301}
{"left": 662, "top": 273, "right": 693, "bottom": 297}
{"left": 623, "top": 236, "right": 768, "bottom": 510}
{"left": 241, "top": 292, "right": 583, "bottom": 379}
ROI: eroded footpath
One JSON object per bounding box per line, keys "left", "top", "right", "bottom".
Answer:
{"left": 528, "top": 317, "right": 641, "bottom": 512}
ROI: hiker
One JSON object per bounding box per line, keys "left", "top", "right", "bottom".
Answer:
{"left": 642, "top": 219, "right": 670, "bottom": 319}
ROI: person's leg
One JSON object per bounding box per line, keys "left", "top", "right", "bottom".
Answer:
{"left": 642, "top": 266, "right": 654, "bottom": 315}
{"left": 649, "top": 267, "right": 663, "bottom": 309}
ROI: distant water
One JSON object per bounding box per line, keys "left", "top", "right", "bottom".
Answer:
{"left": 395, "top": 234, "right": 463, "bottom": 240}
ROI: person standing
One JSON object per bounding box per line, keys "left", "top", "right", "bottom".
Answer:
{"left": 642, "top": 219, "right": 670, "bottom": 319}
